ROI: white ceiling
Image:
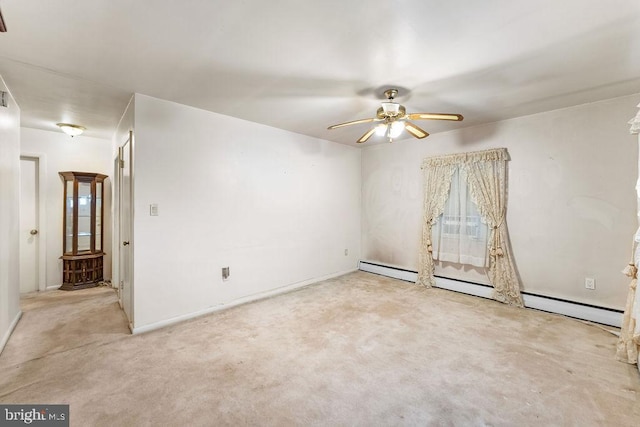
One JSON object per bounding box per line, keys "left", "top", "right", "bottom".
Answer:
{"left": 1, "top": 0, "right": 639, "bottom": 146}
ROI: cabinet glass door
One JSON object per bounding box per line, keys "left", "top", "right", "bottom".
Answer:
{"left": 95, "top": 182, "right": 102, "bottom": 251}
{"left": 77, "top": 181, "right": 92, "bottom": 252}
{"left": 65, "top": 180, "right": 74, "bottom": 253}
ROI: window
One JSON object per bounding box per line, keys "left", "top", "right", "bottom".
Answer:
{"left": 431, "top": 168, "right": 489, "bottom": 267}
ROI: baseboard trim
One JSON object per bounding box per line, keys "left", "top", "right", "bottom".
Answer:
{"left": 359, "top": 260, "right": 623, "bottom": 328}
{"left": 0, "top": 310, "right": 22, "bottom": 355}
{"left": 131, "top": 268, "right": 359, "bottom": 335}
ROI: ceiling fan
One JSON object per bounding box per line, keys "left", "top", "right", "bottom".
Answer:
{"left": 327, "top": 89, "right": 463, "bottom": 143}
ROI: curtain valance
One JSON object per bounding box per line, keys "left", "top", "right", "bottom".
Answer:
{"left": 421, "top": 148, "right": 510, "bottom": 168}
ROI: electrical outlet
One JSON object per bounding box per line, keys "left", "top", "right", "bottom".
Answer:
{"left": 222, "top": 267, "right": 230, "bottom": 281}
{"left": 344, "top": 249, "right": 348, "bottom": 256}
{"left": 585, "top": 277, "right": 595, "bottom": 290}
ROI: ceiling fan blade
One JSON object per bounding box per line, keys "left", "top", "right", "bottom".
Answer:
{"left": 404, "top": 122, "right": 430, "bottom": 139}
{"left": 327, "top": 118, "right": 376, "bottom": 130}
{"left": 357, "top": 127, "right": 377, "bottom": 144}
{"left": 408, "top": 113, "right": 463, "bottom": 121}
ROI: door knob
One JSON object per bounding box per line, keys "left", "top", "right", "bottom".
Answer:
{"left": 123, "top": 241, "right": 130, "bottom": 246}
{"left": 30, "top": 229, "right": 38, "bottom": 235}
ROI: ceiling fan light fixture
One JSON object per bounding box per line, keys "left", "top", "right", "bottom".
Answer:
{"left": 389, "top": 121, "right": 404, "bottom": 138}
{"left": 375, "top": 123, "right": 388, "bottom": 136}
{"left": 57, "top": 123, "right": 86, "bottom": 137}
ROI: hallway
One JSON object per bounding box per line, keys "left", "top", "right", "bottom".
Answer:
{"left": 0, "top": 286, "right": 128, "bottom": 374}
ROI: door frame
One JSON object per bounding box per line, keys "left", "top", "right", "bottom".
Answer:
{"left": 113, "top": 153, "right": 121, "bottom": 301}
{"left": 19, "top": 153, "right": 47, "bottom": 292}
{"left": 115, "top": 131, "right": 134, "bottom": 330}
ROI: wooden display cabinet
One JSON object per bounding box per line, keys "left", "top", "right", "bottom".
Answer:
{"left": 59, "top": 171, "right": 107, "bottom": 290}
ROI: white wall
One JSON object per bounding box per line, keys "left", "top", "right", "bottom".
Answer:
{"left": 362, "top": 93, "right": 640, "bottom": 310}
{"left": 20, "top": 128, "right": 113, "bottom": 288}
{"left": 132, "top": 94, "right": 361, "bottom": 328}
{"left": 0, "top": 76, "right": 21, "bottom": 354}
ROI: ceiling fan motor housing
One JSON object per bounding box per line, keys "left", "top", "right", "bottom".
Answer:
{"left": 384, "top": 89, "right": 398, "bottom": 100}
{"left": 377, "top": 104, "right": 406, "bottom": 119}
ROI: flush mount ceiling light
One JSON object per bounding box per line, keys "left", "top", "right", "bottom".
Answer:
{"left": 56, "top": 123, "right": 86, "bottom": 137}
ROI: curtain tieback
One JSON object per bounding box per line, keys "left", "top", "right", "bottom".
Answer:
{"left": 489, "top": 225, "right": 504, "bottom": 257}
{"left": 490, "top": 224, "right": 504, "bottom": 257}
{"left": 426, "top": 221, "right": 435, "bottom": 252}
{"left": 622, "top": 239, "right": 638, "bottom": 278}
{"left": 623, "top": 262, "right": 637, "bottom": 279}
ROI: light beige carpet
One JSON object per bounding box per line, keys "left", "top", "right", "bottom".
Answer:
{"left": 1, "top": 271, "right": 638, "bottom": 426}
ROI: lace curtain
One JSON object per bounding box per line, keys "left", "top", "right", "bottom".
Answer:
{"left": 418, "top": 148, "right": 524, "bottom": 307}
{"left": 629, "top": 103, "right": 640, "bottom": 134}
{"left": 417, "top": 162, "right": 456, "bottom": 287}
{"left": 431, "top": 168, "right": 489, "bottom": 268}
{"left": 617, "top": 104, "right": 640, "bottom": 365}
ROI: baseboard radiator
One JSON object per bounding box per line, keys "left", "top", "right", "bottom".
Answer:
{"left": 359, "top": 260, "right": 623, "bottom": 328}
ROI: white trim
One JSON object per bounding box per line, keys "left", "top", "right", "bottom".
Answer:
{"left": 19, "top": 153, "right": 47, "bottom": 292}
{"left": 111, "top": 152, "right": 120, "bottom": 302}
{"left": 131, "top": 268, "right": 358, "bottom": 335}
{"left": 359, "top": 260, "right": 622, "bottom": 328}
{"left": 115, "top": 131, "right": 134, "bottom": 327}
{"left": 0, "top": 310, "right": 22, "bottom": 355}
{"left": 128, "top": 131, "right": 135, "bottom": 326}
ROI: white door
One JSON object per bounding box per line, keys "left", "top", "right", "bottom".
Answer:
{"left": 119, "top": 132, "right": 133, "bottom": 323}
{"left": 19, "top": 157, "right": 39, "bottom": 293}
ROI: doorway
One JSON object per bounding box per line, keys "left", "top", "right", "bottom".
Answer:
{"left": 19, "top": 155, "right": 46, "bottom": 293}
